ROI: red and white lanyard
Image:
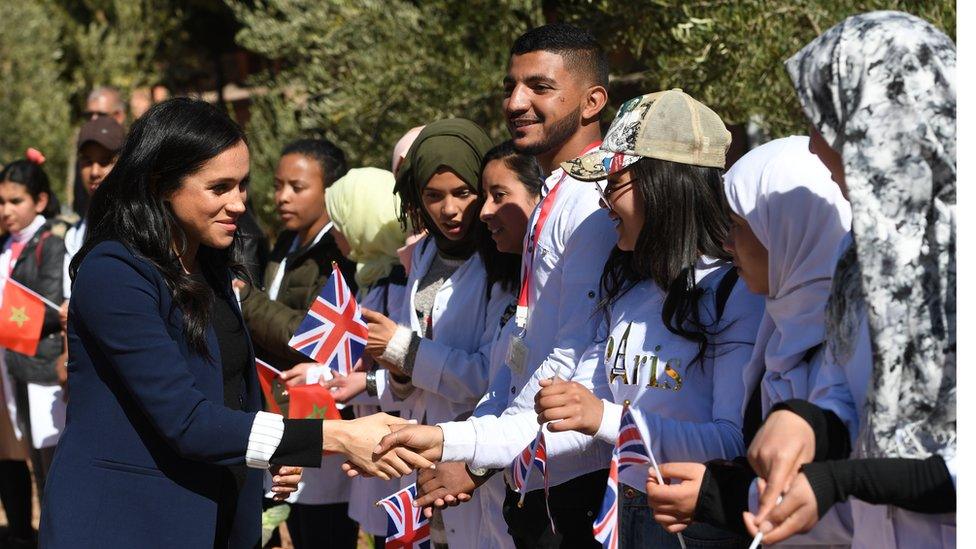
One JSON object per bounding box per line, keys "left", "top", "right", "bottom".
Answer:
{"left": 514, "top": 141, "right": 602, "bottom": 330}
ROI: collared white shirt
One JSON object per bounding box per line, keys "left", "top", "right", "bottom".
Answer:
{"left": 440, "top": 165, "right": 619, "bottom": 490}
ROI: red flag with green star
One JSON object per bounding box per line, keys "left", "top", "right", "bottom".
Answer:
{"left": 0, "top": 278, "right": 45, "bottom": 356}
{"left": 287, "top": 384, "right": 341, "bottom": 420}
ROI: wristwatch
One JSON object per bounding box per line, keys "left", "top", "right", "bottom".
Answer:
{"left": 365, "top": 370, "right": 378, "bottom": 397}
{"left": 466, "top": 464, "right": 491, "bottom": 479}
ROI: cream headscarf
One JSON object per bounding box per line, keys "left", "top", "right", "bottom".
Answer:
{"left": 325, "top": 167, "right": 407, "bottom": 289}
{"left": 724, "top": 136, "right": 851, "bottom": 417}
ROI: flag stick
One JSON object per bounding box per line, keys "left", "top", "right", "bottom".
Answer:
{"left": 746, "top": 494, "right": 783, "bottom": 549}
{"left": 6, "top": 277, "right": 61, "bottom": 311}
{"left": 646, "top": 425, "right": 686, "bottom": 549}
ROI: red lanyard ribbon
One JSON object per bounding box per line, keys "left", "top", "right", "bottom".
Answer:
{"left": 515, "top": 140, "right": 602, "bottom": 328}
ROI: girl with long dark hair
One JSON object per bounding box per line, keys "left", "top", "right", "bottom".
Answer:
{"left": 0, "top": 152, "right": 65, "bottom": 549}
{"left": 38, "top": 98, "right": 430, "bottom": 548}
{"left": 533, "top": 90, "right": 765, "bottom": 548}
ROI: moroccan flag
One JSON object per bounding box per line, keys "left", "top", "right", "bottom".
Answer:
{"left": 0, "top": 278, "right": 45, "bottom": 356}
{"left": 255, "top": 358, "right": 285, "bottom": 415}
{"left": 287, "top": 384, "right": 341, "bottom": 420}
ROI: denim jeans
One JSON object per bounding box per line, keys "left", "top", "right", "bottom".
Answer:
{"left": 619, "top": 483, "right": 751, "bottom": 549}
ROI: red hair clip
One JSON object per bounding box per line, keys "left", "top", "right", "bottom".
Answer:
{"left": 25, "top": 147, "right": 46, "bottom": 165}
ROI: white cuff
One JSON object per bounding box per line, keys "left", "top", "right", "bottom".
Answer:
{"left": 439, "top": 420, "right": 478, "bottom": 463}
{"left": 246, "top": 411, "right": 285, "bottom": 469}
{"left": 380, "top": 325, "right": 413, "bottom": 368}
{"left": 595, "top": 400, "right": 623, "bottom": 444}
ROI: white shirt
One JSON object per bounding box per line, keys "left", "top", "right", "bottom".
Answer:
{"left": 378, "top": 237, "right": 512, "bottom": 425}
{"left": 589, "top": 261, "right": 764, "bottom": 491}
{"left": 440, "top": 166, "right": 619, "bottom": 491}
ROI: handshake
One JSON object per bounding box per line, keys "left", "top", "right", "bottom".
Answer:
{"left": 324, "top": 413, "right": 446, "bottom": 481}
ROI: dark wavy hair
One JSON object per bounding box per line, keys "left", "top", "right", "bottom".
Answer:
{"left": 479, "top": 140, "right": 544, "bottom": 294}
{"left": 1, "top": 159, "right": 60, "bottom": 219}
{"left": 70, "top": 97, "right": 250, "bottom": 356}
{"left": 597, "top": 156, "right": 731, "bottom": 367}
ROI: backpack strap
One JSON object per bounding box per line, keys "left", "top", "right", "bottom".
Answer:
{"left": 713, "top": 267, "right": 740, "bottom": 323}
{"left": 33, "top": 231, "right": 52, "bottom": 266}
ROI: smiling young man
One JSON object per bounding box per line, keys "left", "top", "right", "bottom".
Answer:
{"left": 377, "top": 23, "right": 620, "bottom": 548}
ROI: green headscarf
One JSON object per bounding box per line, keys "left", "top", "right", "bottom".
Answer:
{"left": 326, "top": 167, "right": 407, "bottom": 289}
{"left": 393, "top": 118, "right": 493, "bottom": 258}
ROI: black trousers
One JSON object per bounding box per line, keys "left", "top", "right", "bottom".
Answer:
{"left": 503, "top": 468, "right": 609, "bottom": 549}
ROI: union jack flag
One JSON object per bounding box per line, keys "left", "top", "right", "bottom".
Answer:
{"left": 288, "top": 263, "right": 367, "bottom": 376}
{"left": 510, "top": 429, "right": 547, "bottom": 494}
{"left": 593, "top": 455, "right": 619, "bottom": 549}
{"left": 593, "top": 405, "right": 652, "bottom": 549}
{"left": 378, "top": 484, "right": 430, "bottom": 549}
{"left": 617, "top": 405, "right": 652, "bottom": 473}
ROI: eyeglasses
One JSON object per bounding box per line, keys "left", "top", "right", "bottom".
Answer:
{"left": 595, "top": 179, "right": 632, "bottom": 210}
{"left": 82, "top": 110, "right": 112, "bottom": 120}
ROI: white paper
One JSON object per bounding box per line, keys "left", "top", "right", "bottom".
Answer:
{"left": 27, "top": 382, "right": 66, "bottom": 449}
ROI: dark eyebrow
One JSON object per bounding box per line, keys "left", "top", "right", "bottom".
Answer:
{"left": 503, "top": 74, "right": 558, "bottom": 87}
{"left": 524, "top": 75, "right": 558, "bottom": 87}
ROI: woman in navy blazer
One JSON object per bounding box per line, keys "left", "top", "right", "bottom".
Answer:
{"left": 40, "top": 99, "right": 432, "bottom": 549}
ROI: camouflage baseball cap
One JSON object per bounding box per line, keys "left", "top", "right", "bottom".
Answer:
{"left": 562, "top": 89, "right": 731, "bottom": 181}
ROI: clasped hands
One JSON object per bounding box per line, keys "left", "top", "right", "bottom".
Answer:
{"left": 645, "top": 409, "right": 820, "bottom": 545}
{"left": 342, "top": 376, "right": 604, "bottom": 513}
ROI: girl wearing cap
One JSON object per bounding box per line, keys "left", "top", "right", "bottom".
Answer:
{"left": 358, "top": 119, "right": 517, "bottom": 547}
{"left": 532, "top": 90, "right": 765, "bottom": 548}
{"left": 644, "top": 136, "right": 855, "bottom": 546}
{"left": 737, "top": 12, "right": 956, "bottom": 547}
{"left": 0, "top": 153, "right": 66, "bottom": 548}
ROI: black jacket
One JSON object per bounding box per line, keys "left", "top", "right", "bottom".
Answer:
{"left": 2, "top": 221, "right": 65, "bottom": 383}
{"left": 240, "top": 229, "right": 357, "bottom": 371}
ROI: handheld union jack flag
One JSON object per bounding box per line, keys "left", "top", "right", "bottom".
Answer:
{"left": 594, "top": 404, "right": 684, "bottom": 549}
{"left": 378, "top": 484, "right": 430, "bottom": 549}
{"left": 617, "top": 405, "right": 652, "bottom": 473}
{"left": 593, "top": 455, "right": 619, "bottom": 549}
{"left": 288, "top": 263, "right": 367, "bottom": 376}
{"left": 510, "top": 429, "right": 547, "bottom": 498}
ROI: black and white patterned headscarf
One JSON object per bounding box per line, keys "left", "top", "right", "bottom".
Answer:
{"left": 786, "top": 11, "right": 955, "bottom": 460}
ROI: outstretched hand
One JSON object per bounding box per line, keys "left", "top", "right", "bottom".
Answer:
{"left": 321, "top": 371, "right": 367, "bottom": 403}
{"left": 323, "top": 413, "right": 435, "bottom": 480}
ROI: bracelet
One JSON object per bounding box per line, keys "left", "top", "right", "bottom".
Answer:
{"left": 365, "top": 370, "right": 378, "bottom": 397}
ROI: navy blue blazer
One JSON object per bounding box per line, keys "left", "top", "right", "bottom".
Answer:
{"left": 40, "top": 241, "right": 265, "bottom": 548}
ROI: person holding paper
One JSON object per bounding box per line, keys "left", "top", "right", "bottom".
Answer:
{"left": 237, "top": 138, "right": 360, "bottom": 549}
{"left": 40, "top": 98, "right": 432, "bottom": 549}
